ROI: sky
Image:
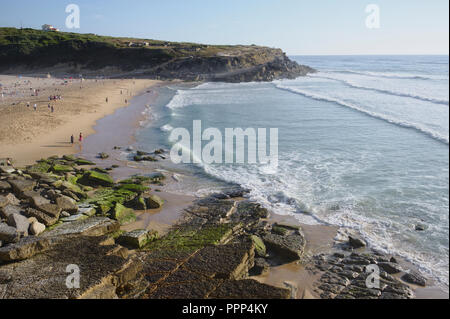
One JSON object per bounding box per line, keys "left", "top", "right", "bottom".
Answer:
{"left": 1, "top": 0, "right": 448, "bottom": 55}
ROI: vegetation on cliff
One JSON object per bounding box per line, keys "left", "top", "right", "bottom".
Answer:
{"left": 0, "top": 27, "right": 315, "bottom": 81}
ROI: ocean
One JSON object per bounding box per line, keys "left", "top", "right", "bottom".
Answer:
{"left": 133, "top": 55, "right": 449, "bottom": 291}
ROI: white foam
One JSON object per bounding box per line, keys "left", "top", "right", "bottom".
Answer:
{"left": 274, "top": 83, "right": 449, "bottom": 145}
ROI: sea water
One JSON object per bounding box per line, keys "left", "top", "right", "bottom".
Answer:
{"left": 135, "top": 55, "right": 449, "bottom": 291}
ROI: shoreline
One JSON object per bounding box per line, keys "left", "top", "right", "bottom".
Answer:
{"left": 72, "top": 83, "right": 448, "bottom": 299}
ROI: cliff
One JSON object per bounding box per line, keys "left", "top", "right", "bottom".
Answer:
{"left": 0, "top": 27, "right": 315, "bottom": 81}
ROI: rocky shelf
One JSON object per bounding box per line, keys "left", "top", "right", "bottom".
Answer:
{"left": 0, "top": 155, "right": 429, "bottom": 299}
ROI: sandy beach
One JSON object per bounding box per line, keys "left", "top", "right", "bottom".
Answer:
{"left": 0, "top": 74, "right": 160, "bottom": 167}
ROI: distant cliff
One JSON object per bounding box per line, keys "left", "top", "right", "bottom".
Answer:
{"left": 0, "top": 27, "right": 315, "bottom": 81}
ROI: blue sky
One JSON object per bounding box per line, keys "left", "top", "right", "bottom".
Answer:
{"left": 1, "top": 0, "right": 448, "bottom": 55}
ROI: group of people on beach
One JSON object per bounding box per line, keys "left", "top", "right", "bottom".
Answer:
{"left": 71, "top": 133, "right": 83, "bottom": 144}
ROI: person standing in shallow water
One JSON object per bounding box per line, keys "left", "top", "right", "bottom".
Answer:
{"left": 79, "top": 133, "right": 83, "bottom": 143}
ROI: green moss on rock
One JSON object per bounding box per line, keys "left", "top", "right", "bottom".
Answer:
{"left": 118, "top": 184, "right": 149, "bottom": 193}
{"left": 51, "top": 164, "right": 73, "bottom": 174}
{"left": 110, "top": 203, "right": 136, "bottom": 225}
{"left": 144, "top": 224, "right": 234, "bottom": 253}
{"left": 79, "top": 171, "right": 114, "bottom": 187}
{"left": 250, "top": 235, "right": 266, "bottom": 257}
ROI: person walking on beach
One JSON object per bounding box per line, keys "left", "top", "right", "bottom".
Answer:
{"left": 106, "top": 97, "right": 108, "bottom": 103}
{"left": 71, "top": 135, "right": 74, "bottom": 144}
{"left": 79, "top": 132, "right": 83, "bottom": 143}
{"left": 51, "top": 105, "right": 54, "bottom": 113}
{"left": 33, "top": 103, "right": 37, "bottom": 111}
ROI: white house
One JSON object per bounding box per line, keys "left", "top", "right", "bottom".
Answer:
{"left": 42, "top": 24, "right": 59, "bottom": 32}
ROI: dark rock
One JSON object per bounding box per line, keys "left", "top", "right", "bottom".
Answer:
{"left": 263, "top": 232, "right": 306, "bottom": 261}
{"left": 0, "top": 236, "right": 51, "bottom": 261}
{"left": 209, "top": 279, "right": 290, "bottom": 299}
{"left": 145, "top": 194, "right": 164, "bottom": 209}
{"left": 118, "top": 229, "right": 158, "bottom": 249}
{"left": 402, "top": 271, "right": 427, "bottom": 287}
{"left": 8, "top": 179, "right": 36, "bottom": 195}
{"left": 0, "top": 223, "right": 20, "bottom": 244}
{"left": 415, "top": 224, "right": 426, "bottom": 231}
{"left": 24, "top": 207, "right": 59, "bottom": 227}
{"left": 0, "top": 180, "right": 11, "bottom": 192}
{"left": 348, "top": 236, "right": 366, "bottom": 249}
{"left": 378, "top": 262, "right": 403, "bottom": 274}
{"left": 0, "top": 204, "right": 22, "bottom": 219}
{"left": 55, "top": 195, "right": 78, "bottom": 215}
{"left": 184, "top": 241, "right": 255, "bottom": 280}
{"left": 250, "top": 258, "right": 270, "bottom": 276}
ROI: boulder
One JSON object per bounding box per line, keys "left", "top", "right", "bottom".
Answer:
{"left": 263, "top": 232, "right": 306, "bottom": 261}
{"left": 5, "top": 193, "right": 20, "bottom": 206}
{"left": 118, "top": 229, "right": 158, "bottom": 249}
{"left": 272, "top": 225, "right": 289, "bottom": 236}
{"left": 110, "top": 203, "right": 136, "bottom": 225}
{"left": 402, "top": 271, "right": 427, "bottom": 287}
{"left": 0, "top": 223, "right": 20, "bottom": 244}
{"left": 78, "top": 205, "right": 96, "bottom": 217}
{"left": 0, "top": 180, "right": 11, "bottom": 192}
{"left": 127, "top": 195, "right": 147, "bottom": 210}
{"left": 36, "top": 203, "right": 61, "bottom": 220}
{"left": 415, "top": 224, "right": 426, "bottom": 231}
{"left": 8, "top": 179, "right": 36, "bottom": 195}
{"left": 251, "top": 258, "right": 270, "bottom": 276}
{"left": 25, "top": 191, "right": 50, "bottom": 207}
{"left": 80, "top": 171, "right": 114, "bottom": 187}
{"left": 0, "top": 204, "right": 22, "bottom": 219}
{"left": 250, "top": 235, "right": 266, "bottom": 257}
{"left": 51, "top": 164, "right": 73, "bottom": 175}
{"left": 24, "top": 208, "right": 59, "bottom": 227}
{"left": 29, "top": 221, "right": 46, "bottom": 236}
{"left": 145, "top": 194, "right": 164, "bottom": 209}
{"left": 0, "top": 236, "right": 52, "bottom": 262}
{"left": 378, "top": 262, "right": 403, "bottom": 274}
{"left": 55, "top": 195, "right": 78, "bottom": 215}
{"left": 7, "top": 213, "right": 29, "bottom": 237}
{"left": 348, "top": 236, "right": 366, "bottom": 249}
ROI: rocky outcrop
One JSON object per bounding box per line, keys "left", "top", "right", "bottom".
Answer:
{"left": 0, "top": 28, "right": 315, "bottom": 83}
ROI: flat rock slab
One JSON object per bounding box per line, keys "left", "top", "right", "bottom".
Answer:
{"left": 184, "top": 242, "right": 255, "bottom": 280}
{"left": 209, "top": 279, "right": 291, "bottom": 299}
{"left": 0, "top": 236, "right": 139, "bottom": 299}
{"left": 8, "top": 179, "right": 36, "bottom": 195}
{"left": 0, "top": 236, "right": 52, "bottom": 262}
{"left": 60, "top": 214, "right": 88, "bottom": 223}
{"left": 24, "top": 208, "right": 59, "bottom": 227}
{"left": 42, "top": 217, "right": 120, "bottom": 238}
{"left": 263, "top": 232, "right": 306, "bottom": 261}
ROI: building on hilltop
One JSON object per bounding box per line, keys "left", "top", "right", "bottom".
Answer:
{"left": 42, "top": 24, "right": 59, "bottom": 32}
